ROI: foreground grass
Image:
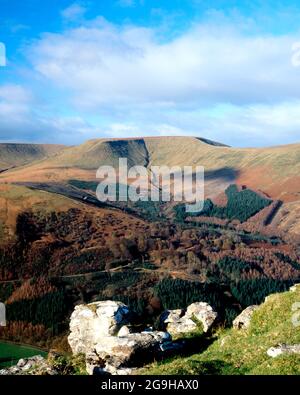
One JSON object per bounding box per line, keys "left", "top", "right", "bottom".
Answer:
{"left": 139, "top": 284, "right": 300, "bottom": 375}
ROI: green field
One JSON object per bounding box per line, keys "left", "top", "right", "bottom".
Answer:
{"left": 0, "top": 342, "right": 47, "bottom": 368}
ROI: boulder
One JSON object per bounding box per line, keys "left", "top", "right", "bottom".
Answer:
{"left": 186, "top": 302, "right": 218, "bottom": 332}
{"left": 233, "top": 305, "right": 258, "bottom": 330}
{"left": 167, "top": 317, "right": 198, "bottom": 335}
{"left": 68, "top": 300, "right": 177, "bottom": 374}
{"left": 68, "top": 300, "right": 220, "bottom": 374}
{"left": 117, "top": 325, "right": 134, "bottom": 337}
{"left": 68, "top": 301, "right": 131, "bottom": 354}
{"left": 17, "top": 358, "right": 27, "bottom": 368}
{"left": 267, "top": 344, "right": 300, "bottom": 358}
{"left": 161, "top": 302, "right": 218, "bottom": 335}
{"left": 86, "top": 331, "right": 171, "bottom": 374}
{"left": 290, "top": 284, "right": 300, "bottom": 293}
{"left": 141, "top": 331, "right": 171, "bottom": 342}
{"left": 160, "top": 309, "right": 184, "bottom": 324}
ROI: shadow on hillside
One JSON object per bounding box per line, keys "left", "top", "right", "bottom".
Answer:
{"left": 205, "top": 167, "right": 239, "bottom": 182}
{"left": 173, "top": 333, "right": 217, "bottom": 357}
{"left": 155, "top": 333, "right": 217, "bottom": 363}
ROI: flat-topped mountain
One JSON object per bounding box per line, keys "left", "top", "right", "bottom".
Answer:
{"left": 1, "top": 137, "right": 299, "bottom": 234}
{"left": 1, "top": 137, "right": 299, "bottom": 197}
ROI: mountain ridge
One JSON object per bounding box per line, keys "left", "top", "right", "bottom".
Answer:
{"left": 1, "top": 137, "right": 299, "bottom": 197}
{"left": 1, "top": 136, "right": 300, "bottom": 238}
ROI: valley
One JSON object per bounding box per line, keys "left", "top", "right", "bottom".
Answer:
{"left": 0, "top": 137, "right": 299, "bottom": 361}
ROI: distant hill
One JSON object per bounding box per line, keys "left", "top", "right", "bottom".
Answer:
{"left": 42, "top": 138, "right": 150, "bottom": 169}
{"left": 1, "top": 136, "right": 299, "bottom": 199}
{"left": 0, "top": 136, "right": 299, "bottom": 237}
{"left": 0, "top": 143, "right": 65, "bottom": 172}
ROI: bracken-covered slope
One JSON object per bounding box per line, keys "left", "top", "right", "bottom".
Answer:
{"left": 0, "top": 183, "right": 146, "bottom": 243}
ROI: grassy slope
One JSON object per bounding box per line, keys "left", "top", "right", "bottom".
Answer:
{"left": 0, "top": 143, "right": 65, "bottom": 172}
{"left": 140, "top": 284, "right": 300, "bottom": 375}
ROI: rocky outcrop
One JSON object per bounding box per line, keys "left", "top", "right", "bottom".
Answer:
{"left": 68, "top": 301, "right": 131, "bottom": 354}
{"left": 68, "top": 300, "right": 218, "bottom": 374}
{"left": 160, "top": 309, "right": 184, "bottom": 324}
{"left": 186, "top": 302, "right": 218, "bottom": 332}
{"left": 86, "top": 331, "right": 171, "bottom": 375}
{"left": 68, "top": 300, "right": 181, "bottom": 374}
{"left": 267, "top": 344, "right": 300, "bottom": 358}
{"left": 0, "top": 356, "right": 56, "bottom": 376}
{"left": 161, "top": 302, "right": 218, "bottom": 335}
{"left": 233, "top": 305, "right": 258, "bottom": 330}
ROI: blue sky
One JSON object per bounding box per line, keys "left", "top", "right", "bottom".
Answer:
{"left": 1, "top": 0, "right": 300, "bottom": 146}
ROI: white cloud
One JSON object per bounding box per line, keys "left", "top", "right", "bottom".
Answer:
{"left": 154, "top": 124, "right": 185, "bottom": 136}
{"left": 1, "top": 84, "right": 300, "bottom": 146}
{"left": 177, "top": 101, "right": 300, "bottom": 147}
{"left": 0, "top": 84, "right": 100, "bottom": 144}
{"left": 107, "top": 123, "right": 139, "bottom": 137}
{"left": 0, "top": 84, "right": 33, "bottom": 118}
{"left": 7, "top": 18, "right": 300, "bottom": 145}
{"left": 61, "top": 3, "right": 86, "bottom": 21}
{"left": 103, "top": 101, "right": 300, "bottom": 147}
{"left": 29, "top": 20, "right": 300, "bottom": 111}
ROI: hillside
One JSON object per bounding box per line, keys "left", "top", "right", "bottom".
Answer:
{"left": 0, "top": 143, "right": 65, "bottom": 172}
{"left": 2, "top": 285, "right": 300, "bottom": 375}
{"left": 0, "top": 180, "right": 299, "bottom": 349}
{"left": 140, "top": 284, "right": 300, "bottom": 375}
{"left": 0, "top": 183, "right": 146, "bottom": 243}
{"left": 1, "top": 137, "right": 300, "bottom": 200}
{"left": 0, "top": 184, "right": 80, "bottom": 241}
{"left": 44, "top": 138, "right": 150, "bottom": 169}
{"left": 0, "top": 136, "right": 299, "bottom": 354}
{"left": 1, "top": 136, "right": 299, "bottom": 238}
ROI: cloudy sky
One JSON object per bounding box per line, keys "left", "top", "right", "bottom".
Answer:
{"left": 1, "top": 0, "right": 300, "bottom": 146}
